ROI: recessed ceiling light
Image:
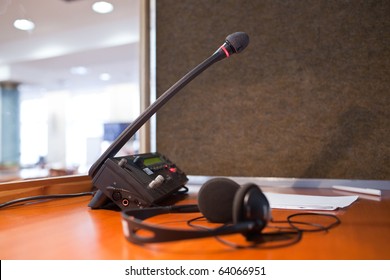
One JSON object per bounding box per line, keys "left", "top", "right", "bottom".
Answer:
{"left": 99, "top": 73, "right": 111, "bottom": 81}
{"left": 70, "top": 66, "right": 88, "bottom": 75}
{"left": 92, "top": 1, "right": 114, "bottom": 14}
{"left": 13, "top": 19, "right": 35, "bottom": 31}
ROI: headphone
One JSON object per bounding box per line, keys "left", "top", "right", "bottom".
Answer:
{"left": 121, "top": 177, "right": 271, "bottom": 244}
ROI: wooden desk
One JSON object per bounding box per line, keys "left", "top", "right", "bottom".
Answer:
{"left": 0, "top": 178, "right": 389, "bottom": 260}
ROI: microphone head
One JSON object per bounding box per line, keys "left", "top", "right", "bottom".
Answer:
{"left": 225, "top": 32, "right": 249, "bottom": 54}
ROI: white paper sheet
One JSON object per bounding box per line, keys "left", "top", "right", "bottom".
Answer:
{"left": 264, "top": 192, "right": 359, "bottom": 210}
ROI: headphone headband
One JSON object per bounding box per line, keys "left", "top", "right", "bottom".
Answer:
{"left": 121, "top": 204, "right": 260, "bottom": 244}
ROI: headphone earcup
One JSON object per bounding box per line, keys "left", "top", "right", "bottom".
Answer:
{"left": 197, "top": 177, "right": 240, "bottom": 223}
{"left": 232, "top": 183, "right": 270, "bottom": 230}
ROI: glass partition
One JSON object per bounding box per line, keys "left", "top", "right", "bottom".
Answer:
{"left": 0, "top": 0, "right": 141, "bottom": 182}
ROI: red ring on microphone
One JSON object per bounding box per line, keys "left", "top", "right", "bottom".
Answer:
{"left": 220, "top": 45, "right": 230, "bottom": 57}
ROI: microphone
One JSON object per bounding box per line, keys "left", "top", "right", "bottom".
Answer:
{"left": 88, "top": 32, "right": 249, "bottom": 210}
{"left": 218, "top": 32, "right": 250, "bottom": 57}
{"left": 89, "top": 32, "right": 249, "bottom": 178}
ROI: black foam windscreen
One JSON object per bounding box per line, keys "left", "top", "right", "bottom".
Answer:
{"left": 197, "top": 177, "right": 240, "bottom": 223}
{"left": 225, "top": 32, "right": 249, "bottom": 53}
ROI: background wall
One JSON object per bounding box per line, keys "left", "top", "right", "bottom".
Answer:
{"left": 155, "top": 0, "right": 389, "bottom": 180}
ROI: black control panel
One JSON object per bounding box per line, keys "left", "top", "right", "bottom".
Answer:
{"left": 88, "top": 152, "right": 188, "bottom": 210}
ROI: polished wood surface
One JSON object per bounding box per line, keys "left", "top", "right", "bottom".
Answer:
{"left": 0, "top": 185, "right": 389, "bottom": 260}
{"left": 0, "top": 175, "right": 92, "bottom": 204}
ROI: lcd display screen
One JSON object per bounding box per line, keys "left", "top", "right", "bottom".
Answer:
{"left": 143, "top": 156, "right": 163, "bottom": 166}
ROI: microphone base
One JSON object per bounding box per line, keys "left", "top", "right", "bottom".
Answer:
{"left": 88, "top": 152, "right": 188, "bottom": 210}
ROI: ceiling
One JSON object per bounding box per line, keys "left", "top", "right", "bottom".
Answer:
{"left": 0, "top": 0, "right": 140, "bottom": 91}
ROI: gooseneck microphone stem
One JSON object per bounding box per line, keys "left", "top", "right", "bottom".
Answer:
{"left": 89, "top": 48, "right": 228, "bottom": 178}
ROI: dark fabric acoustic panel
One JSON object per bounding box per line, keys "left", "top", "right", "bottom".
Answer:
{"left": 155, "top": 0, "right": 389, "bottom": 179}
